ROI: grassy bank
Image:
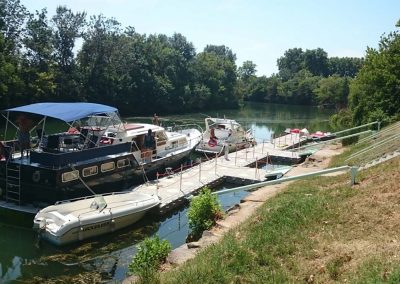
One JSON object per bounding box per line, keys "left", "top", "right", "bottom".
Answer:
{"left": 157, "top": 154, "right": 400, "bottom": 283}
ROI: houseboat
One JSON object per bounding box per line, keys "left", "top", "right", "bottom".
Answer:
{"left": 0, "top": 103, "right": 201, "bottom": 210}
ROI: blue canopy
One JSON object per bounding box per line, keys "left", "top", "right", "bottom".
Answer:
{"left": 4, "top": 103, "right": 118, "bottom": 122}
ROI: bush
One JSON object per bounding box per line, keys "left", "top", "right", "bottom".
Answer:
{"left": 187, "top": 187, "right": 223, "bottom": 238}
{"left": 128, "top": 236, "right": 171, "bottom": 282}
{"left": 341, "top": 135, "right": 359, "bottom": 146}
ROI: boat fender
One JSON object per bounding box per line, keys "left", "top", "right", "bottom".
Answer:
{"left": 208, "top": 138, "right": 217, "bottom": 147}
{"left": 32, "top": 170, "right": 41, "bottom": 183}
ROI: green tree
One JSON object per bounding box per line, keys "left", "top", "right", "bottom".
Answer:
{"left": 315, "top": 75, "right": 349, "bottom": 110}
{"left": 21, "top": 8, "right": 56, "bottom": 102}
{"left": 349, "top": 23, "right": 400, "bottom": 124}
{"left": 328, "top": 57, "right": 364, "bottom": 77}
{"left": 303, "top": 48, "right": 329, "bottom": 76}
{"left": 277, "top": 48, "right": 304, "bottom": 81}
{"left": 52, "top": 6, "right": 86, "bottom": 101}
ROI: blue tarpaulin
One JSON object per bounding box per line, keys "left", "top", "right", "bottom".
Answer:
{"left": 4, "top": 103, "right": 117, "bottom": 122}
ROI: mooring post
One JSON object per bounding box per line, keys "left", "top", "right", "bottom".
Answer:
{"left": 262, "top": 139, "right": 264, "bottom": 154}
{"left": 215, "top": 153, "right": 218, "bottom": 174}
{"left": 199, "top": 160, "right": 201, "bottom": 182}
{"left": 180, "top": 164, "right": 183, "bottom": 193}
{"left": 235, "top": 148, "right": 238, "bottom": 166}
{"left": 350, "top": 166, "right": 358, "bottom": 186}
{"left": 298, "top": 135, "right": 301, "bottom": 151}
{"left": 378, "top": 121, "right": 381, "bottom": 132}
{"left": 224, "top": 143, "right": 229, "bottom": 161}
{"left": 255, "top": 158, "right": 258, "bottom": 179}
{"left": 272, "top": 133, "right": 275, "bottom": 148}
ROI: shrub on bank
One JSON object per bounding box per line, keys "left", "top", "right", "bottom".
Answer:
{"left": 128, "top": 236, "right": 171, "bottom": 282}
{"left": 188, "top": 187, "right": 223, "bottom": 239}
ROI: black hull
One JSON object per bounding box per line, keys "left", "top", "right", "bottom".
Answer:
{"left": 0, "top": 148, "right": 194, "bottom": 208}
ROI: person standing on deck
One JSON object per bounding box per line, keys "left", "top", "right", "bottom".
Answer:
{"left": 16, "top": 115, "right": 32, "bottom": 157}
{"left": 143, "top": 129, "right": 156, "bottom": 162}
{"left": 152, "top": 113, "right": 160, "bottom": 126}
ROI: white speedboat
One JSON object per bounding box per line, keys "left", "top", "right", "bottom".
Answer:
{"left": 33, "top": 191, "right": 160, "bottom": 245}
{"left": 196, "top": 117, "right": 255, "bottom": 154}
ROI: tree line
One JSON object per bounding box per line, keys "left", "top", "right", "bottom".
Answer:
{"left": 0, "top": 0, "right": 238, "bottom": 115}
{"left": 1, "top": 0, "right": 398, "bottom": 126}
{"left": 239, "top": 48, "right": 363, "bottom": 110}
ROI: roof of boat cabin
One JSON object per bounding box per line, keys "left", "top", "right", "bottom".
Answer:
{"left": 3, "top": 102, "right": 117, "bottom": 122}
{"left": 123, "top": 123, "right": 165, "bottom": 134}
{"left": 205, "top": 117, "right": 240, "bottom": 125}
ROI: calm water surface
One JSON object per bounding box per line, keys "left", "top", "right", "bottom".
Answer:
{"left": 0, "top": 103, "right": 334, "bottom": 283}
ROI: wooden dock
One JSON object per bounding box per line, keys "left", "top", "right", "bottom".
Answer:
{"left": 135, "top": 133, "right": 307, "bottom": 214}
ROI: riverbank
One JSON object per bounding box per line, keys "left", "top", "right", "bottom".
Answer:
{"left": 123, "top": 143, "right": 345, "bottom": 283}
{"left": 133, "top": 142, "right": 400, "bottom": 283}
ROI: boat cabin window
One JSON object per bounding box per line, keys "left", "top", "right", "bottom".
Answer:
{"left": 101, "top": 162, "right": 115, "bottom": 172}
{"left": 117, "top": 158, "right": 130, "bottom": 168}
{"left": 171, "top": 141, "right": 178, "bottom": 148}
{"left": 62, "top": 170, "right": 79, "bottom": 183}
{"left": 178, "top": 139, "right": 187, "bottom": 146}
{"left": 82, "top": 166, "right": 98, "bottom": 177}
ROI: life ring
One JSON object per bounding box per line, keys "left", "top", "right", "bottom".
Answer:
{"left": 208, "top": 138, "right": 218, "bottom": 147}
{"left": 32, "top": 170, "right": 41, "bottom": 183}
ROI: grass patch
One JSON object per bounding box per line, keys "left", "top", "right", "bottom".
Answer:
{"left": 160, "top": 156, "right": 400, "bottom": 283}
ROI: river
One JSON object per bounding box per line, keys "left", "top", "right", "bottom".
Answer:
{"left": 0, "top": 102, "right": 334, "bottom": 283}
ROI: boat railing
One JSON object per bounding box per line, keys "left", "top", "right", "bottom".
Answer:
{"left": 74, "top": 195, "right": 158, "bottom": 219}
{"left": 55, "top": 191, "right": 152, "bottom": 205}
{"left": 172, "top": 123, "right": 203, "bottom": 134}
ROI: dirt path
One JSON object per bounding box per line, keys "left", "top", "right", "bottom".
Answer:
{"left": 123, "top": 144, "right": 344, "bottom": 283}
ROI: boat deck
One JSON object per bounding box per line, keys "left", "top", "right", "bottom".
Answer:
{"left": 135, "top": 133, "right": 306, "bottom": 214}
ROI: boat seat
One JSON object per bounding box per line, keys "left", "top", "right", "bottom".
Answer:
{"left": 48, "top": 210, "right": 69, "bottom": 224}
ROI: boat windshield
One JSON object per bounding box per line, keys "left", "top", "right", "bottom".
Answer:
{"left": 84, "top": 114, "right": 122, "bottom": 128}
{"left": 90, "top": 195, "right": 107, "bottom": 211}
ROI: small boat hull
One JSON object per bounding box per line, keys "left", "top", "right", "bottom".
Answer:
{"left": 33, "top": 192, "right": 160, "bottom": 245}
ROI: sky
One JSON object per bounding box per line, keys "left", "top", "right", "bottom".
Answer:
{"left": 21, "top": 0, "right": 400, "bottom": 76}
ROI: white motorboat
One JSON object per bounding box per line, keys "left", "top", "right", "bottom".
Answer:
{"left": 33, "top": 191, "right": 160, "bottom": 245}
{"left": 196, "top": 117, "right": 255, "bottom": 154}
{"left": 98, "top": 121, "right": 202, "bottom": 171}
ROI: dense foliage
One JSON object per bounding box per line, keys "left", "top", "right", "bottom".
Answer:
{"left": 128, "top": 236, "right": 171, "bottom": 282}
{"left": 0, "top": 0, "right": 239, "bottom": 115}
{"left": 349, "top": 23, "right": 400, "bottom": 124}
{"left": 239, "top": 49, "right": 363, "bottom": 109}
{"left": 0, "top": 0, "right": 365, "bottom": 116}
{"left": 187, "top": 187, "right": 223, "bottom": 238}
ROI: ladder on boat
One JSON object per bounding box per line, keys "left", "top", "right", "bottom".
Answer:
{"left": 5, "top": 161, "right": 21, "bottom": 205}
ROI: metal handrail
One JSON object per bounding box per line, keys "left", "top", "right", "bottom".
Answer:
{"left": 356, "top": 121, "right": 400, "bottom": 144}
{"left": 209, "top": 165, "right": 358, "bottom": 196}
{"left": 333, "top": 121, "right": 379, "bottom": 136}
{"left": 345, "top": 133, "right": 400, "bottom": 162}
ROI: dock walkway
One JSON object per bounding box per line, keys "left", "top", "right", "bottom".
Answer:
{"left": 135, "top": 133, "right": 307, "bottom": 214}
